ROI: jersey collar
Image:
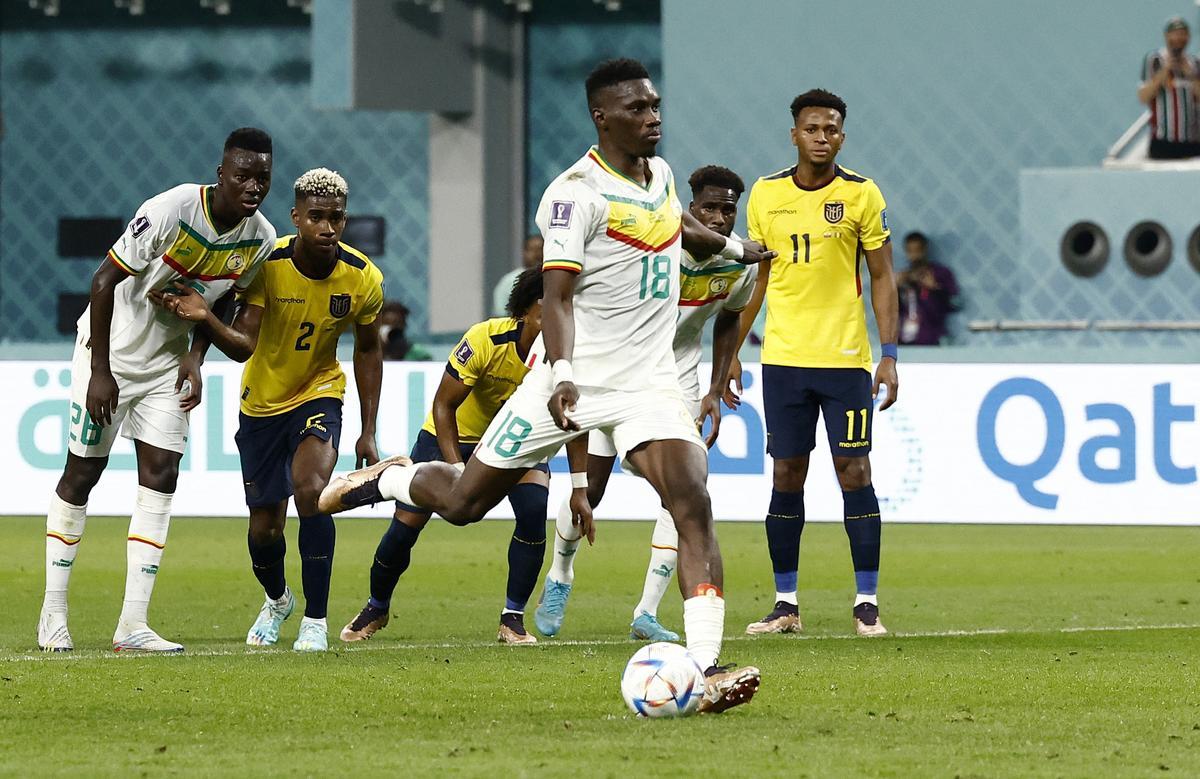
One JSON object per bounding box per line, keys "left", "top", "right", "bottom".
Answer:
{"left": 588, "top": 146, "right": 654, "bottom": 191}
{"left": 201, "top": 185, "right": 247, "bottom": 236}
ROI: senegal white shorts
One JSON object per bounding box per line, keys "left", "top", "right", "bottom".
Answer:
{"left": 473, "top": 376, "right": 704, "bottom": 472}
{"left": 67, "top": 335, "right": 190, "bottom": 458}
{"left": 587, "top": 392, "right": 701, "bottom": 458}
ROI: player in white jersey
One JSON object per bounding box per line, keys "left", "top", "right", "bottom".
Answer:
{"left": 319, "top": 60, "right": 774, "bottom": 713}
{"left": 534, "top": 165, "right": 757, "bottom": 643}
{"left": 37, "top": 128, "right": 277, "bottom": 653}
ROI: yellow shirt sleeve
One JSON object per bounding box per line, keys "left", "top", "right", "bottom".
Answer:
{"left": 746, "top": 183, "right": 764, "bottom": 245}
{"left": 238, "top": 265, "right": 268, "bottom": 308}
{"left": 357, "top": 265, "right": 385, "bottom": 325}
{"left": 858, "top": 181, "right": 890, "bottom": 251}
{"left": 446, "top": 323, "right": 491, "bottom": 388}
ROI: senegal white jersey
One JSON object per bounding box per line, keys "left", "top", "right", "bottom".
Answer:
{"left": 81, "top": 184, "right": 276, "bottom": 378}
{"left": 673, "top": 234, "right": 757, "bottom": 394}
{"left": 536, "top": 147, "right": 684, "bottom": 391}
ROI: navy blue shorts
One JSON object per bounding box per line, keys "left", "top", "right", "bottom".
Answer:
{"left": 762, "top": 365, "right": 873, "bottom": 459}
{"left": 396, "top": 429, "right": 549, "bottom": 514}
{"left": 236, "top": 397, "right": 343, "bottom": 507}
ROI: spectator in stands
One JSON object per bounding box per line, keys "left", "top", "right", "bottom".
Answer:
{"left": 491, "top": 235, "right": 543, "bottom": 316}
{"left": 380, "top": 301, "right": 432, "bottom": 361}
{"left": 1138, "top": 16, "right": 1200, "bottom": 159}
{"left": 896, "top": 232, "right": 961, "bottom": 346}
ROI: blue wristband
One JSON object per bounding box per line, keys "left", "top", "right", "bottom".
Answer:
{"left": 881, "top": 343, "right": 898, "bottom": 361}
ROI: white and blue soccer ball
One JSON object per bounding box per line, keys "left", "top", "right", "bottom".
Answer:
{"left": 620, "top": 642, "right": 705, "bottom": 718}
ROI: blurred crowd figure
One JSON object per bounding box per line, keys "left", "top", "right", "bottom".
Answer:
{"left": 896, "top": 232, "right": 961, "bottom": 346}
{"left": 379, "top": 301, "right": 432, "bottom": 361}
{"left": 492, "top": 235, "right": 544, "bottom": 317}
{"left": 1139, "top": 16, "right": 1200, "bottom": 159}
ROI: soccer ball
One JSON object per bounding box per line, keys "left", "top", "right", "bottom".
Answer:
{"left": 620, "top": 642, "right": 705, "bottom": 718}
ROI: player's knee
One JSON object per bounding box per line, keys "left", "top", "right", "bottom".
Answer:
{"left": 57, "top": 460, "right": 105, "bottom": 504}
{"left": 666, "top": 484, "right": 712, "bottom": 528}
{"left": 292, "top": 474, "right": 326, "bottom": 515}
{"left": 834, "top": 457, "right": 871, "bottom": 490}
{"left": 772, "top": 458, "right": 808, "bottom": 492}
{"left": 138, "top": 461, "right": 179, "bottom": 494}
{"left": 248, "top": 522, "right": 284, "bottom": 546}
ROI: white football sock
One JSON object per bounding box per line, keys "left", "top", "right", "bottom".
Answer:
{"left": 683, "top": 592, "right": 725, "bottom": 671}
{"left": 118, "top": 486, "right": 173, "bottom": 633}
{"left": 378, "top": 462, "right": 421, "bottom": 505}
{"left": 854, "top": 593, "right": 878, "bottom": 606}
{"left": 632, "top": 506, "right": 678, "bottom": 619}
{"left": 43, "top": 493, "right": 87, "bottom": 614}
{"left": 775, "top": 591, "right": 798, "bottom": 606}
{"left": 548, "top": 496, "right": 581, "bottom": 584}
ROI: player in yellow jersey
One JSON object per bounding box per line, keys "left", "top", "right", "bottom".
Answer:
{"left": 339, "top": 268, "right": 550, "bottom": 645}
{"left": 159, "top": 168, "right": 384, "bottom": 652}
{"left": 740, "top": 89, "right": 899, "bottom": 638}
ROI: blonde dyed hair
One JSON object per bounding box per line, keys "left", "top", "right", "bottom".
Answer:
{"left": 294, "top": 167, "right": 348, "bottom": 199}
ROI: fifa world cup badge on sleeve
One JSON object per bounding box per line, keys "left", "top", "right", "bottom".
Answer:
{"left": 549, "top": 201, "right": 574, "bottom": 229}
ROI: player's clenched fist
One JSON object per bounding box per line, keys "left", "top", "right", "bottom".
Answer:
{"left": 548, "top": 381, "right": 580, "bottom": 431}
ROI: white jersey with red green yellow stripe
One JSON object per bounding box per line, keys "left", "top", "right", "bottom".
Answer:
{"left": 82, "top": 184, "right": 276, "bottom": 378}
{"left": 535, "top": 147, "right": 683, "bottom": 392}
{"left": 672, "top": 238, "right": 757, "bottom": 398}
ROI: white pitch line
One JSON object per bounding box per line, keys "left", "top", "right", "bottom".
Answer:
{"left": 3, "top": 622, "right": 1198, "bottom": 664}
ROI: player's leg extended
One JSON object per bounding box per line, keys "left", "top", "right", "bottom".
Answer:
{"left": 245, "top": 502, "right": 294, "bottom": 646}
{"left": 628, "top": 439, "right": 759, "bottom": 713}
{"left": 113, "top": 440, "right": 183, "bottom": 652}
{"left": 290, "top": 423, "right": 341, "bottom": 652}
{"left": 39, "top": 453, "right": 108, "bottom": 652}
{"left": 629, "top": 504, "right": 681, "bottom": 642}
{"left": 822, "top": 368, "right": 886, "bottom": 636}
{"left": 536, "top": 449, "right": 613, "bottom": 637}
{"left": 498, "top": 467, "right": 550, "bottom": 645}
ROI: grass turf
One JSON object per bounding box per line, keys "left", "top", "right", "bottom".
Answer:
{"left": 1, "top": 516, "right": 1198, "bottom": 777}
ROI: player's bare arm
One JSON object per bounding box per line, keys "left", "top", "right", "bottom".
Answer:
{"left": 725, "top": 261, "right": 769, "bottom": 408}
{"left": 352, "top": 318, "right": 383, "bottom": 468}
{"left": 681, "top": 211, "right": 776, "bottom": 266}
{"left": 153, "top": 283, "right": 264, "bottom": 363}
{"left": 175, "top": 291, "right": 233, "bottom": 413}
{"left": 564, "top": 434, "right": 595, "bottom": 544}
{"left": 85, "top": 259, "right": 131, "bottom": 427}
{"left": 698, "top": 308, "right": 741, "bottom": 447}
{"left": 865, "top": 242, "right": 900, "bottom": 410}
{"left": 542, "top": 268, "right": 580, "bottom": 431}
{"left": 429, "top": 372, "right": 474, "bottom": 465}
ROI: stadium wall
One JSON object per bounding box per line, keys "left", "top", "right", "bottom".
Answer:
{"left": 0, "top": 25, "right": 429, "bottom": 342}
{"left": 661, "top": 0, "right": 1200, "bottom": 348}
{"left": 4, "top": 361, "right": 1196, "bottom": 525}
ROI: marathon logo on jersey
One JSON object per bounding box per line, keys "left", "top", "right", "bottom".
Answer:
{"left": 824, "top": 201, "right": 844, "bottom": 224}
{"left": 329, "top": 293, "right": 351, "bottom": 318}
{"left": 549, "top": 201, "right": 574, "bottom": 229}
{"left": 881, "top": 209, "right": 889, "bottom": 231}
{"left": 131, "top": 215, "right": 151, "bottom": 238}
{"left": 453, "top": 338, "right": 475, "bottom": 365}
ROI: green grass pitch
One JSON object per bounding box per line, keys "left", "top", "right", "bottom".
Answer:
{"left": 1, "top": 516, "right": 1198, "bottom": 777}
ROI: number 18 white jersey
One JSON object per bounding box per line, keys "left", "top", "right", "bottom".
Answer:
{"left": 535, "top": 146, "right": 683, "bottom": 392}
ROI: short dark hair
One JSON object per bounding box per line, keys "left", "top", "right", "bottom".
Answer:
{"left": 904, "top": 231, "right": 929, "bottom": 246}
{"left": 688, "top": 165, "right": 745, "bottom": 198}
{"left": 790, "top": 89, "right": 847, "bottom": 121}
{"left": 506, "top": 267, "right": 544, "bottom": 319}
{"left": 224, "top": 127, "right": 272, "bottom": 155}
{"left": 585, "top": 58, "right": 651, "bottom": 106}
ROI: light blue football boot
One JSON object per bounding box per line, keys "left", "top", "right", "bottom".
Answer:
{"left": 293, "top": 616, "right": 329, "bottom": 652}
{"left": 245, "top": 587, "right": 295, "bottom": 647}
{"left": 533, "top": 577, "right": 573, "bottom": 637}
{"left": 630, "top": 611, "right": 680, "bottom": 642}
